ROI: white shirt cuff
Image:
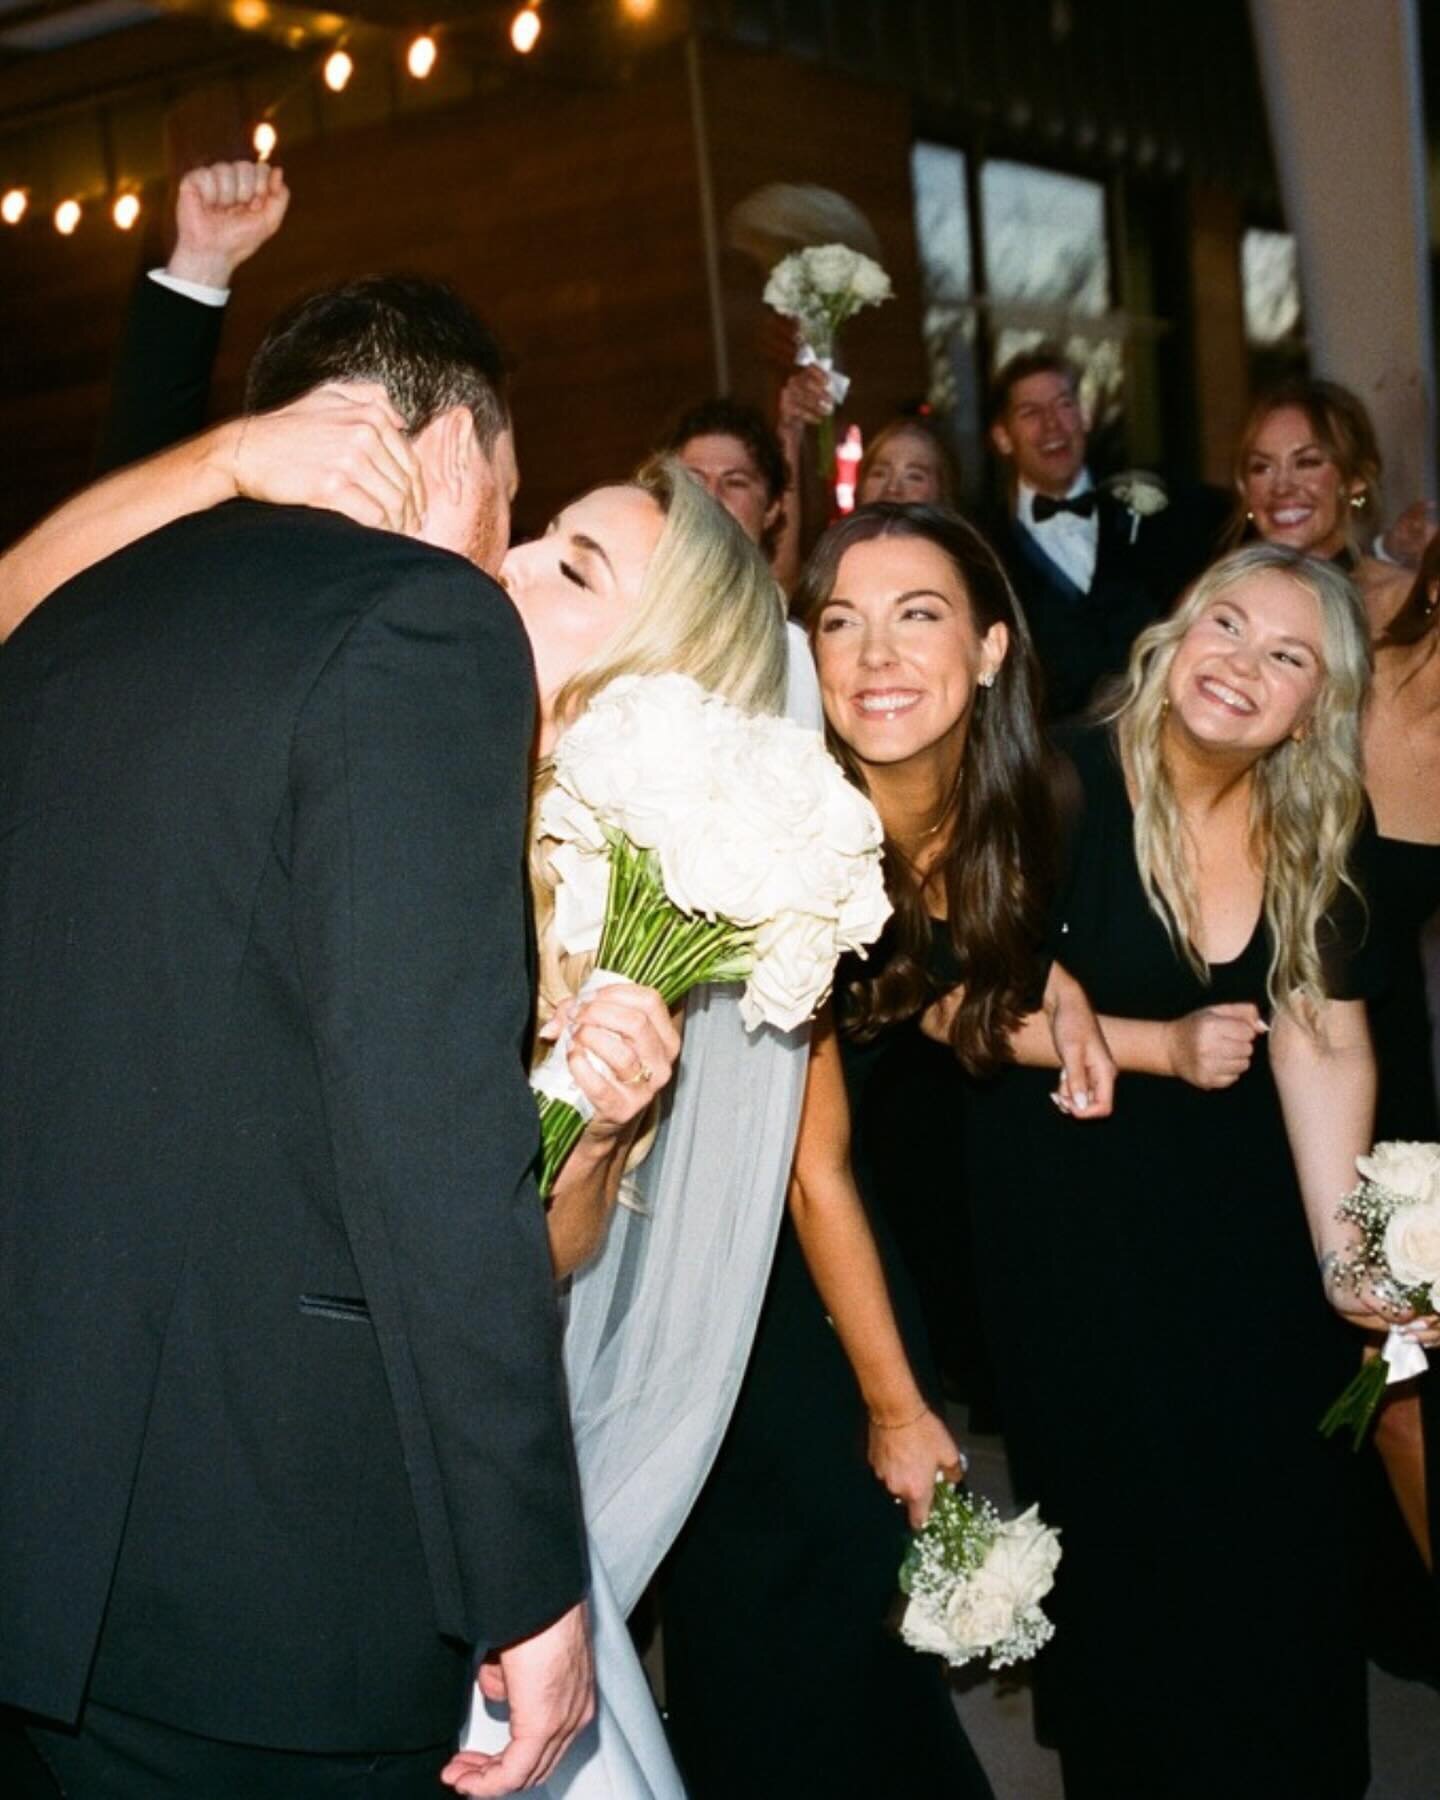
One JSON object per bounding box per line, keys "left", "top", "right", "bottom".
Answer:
{"left": 148, "top": 268, "right": 230, "bottom": 307}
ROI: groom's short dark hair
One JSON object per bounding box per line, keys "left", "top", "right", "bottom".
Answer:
{"left": 245, "top": 275, "right": 511, "bottom": 448}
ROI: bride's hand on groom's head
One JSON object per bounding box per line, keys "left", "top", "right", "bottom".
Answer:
{"left": 553, "top": 983, "right": 682, "bottom": 1142}
{"left": 229, "top": 382, "right": 426, "bottom": 535}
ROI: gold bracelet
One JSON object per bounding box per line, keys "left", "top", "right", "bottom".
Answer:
{"left": 869, "top": 1402, "right": 930, "bottom": 1430}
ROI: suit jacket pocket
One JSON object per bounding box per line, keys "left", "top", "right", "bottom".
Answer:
{"left": 298, "top": 1292, "right": 371, "bottom": 1324}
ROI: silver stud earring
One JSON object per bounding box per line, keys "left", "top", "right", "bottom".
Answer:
{"left": 979, "top": 671, "right": 996, "bottom": 689}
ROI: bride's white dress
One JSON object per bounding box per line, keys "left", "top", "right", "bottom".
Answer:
{"left": 461, "top": 627, "right": 820, "bottom": 1796}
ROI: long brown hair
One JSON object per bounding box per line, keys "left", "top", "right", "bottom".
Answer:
{"left": 1383, "top": 530, "right": 1440, "bottom": 654}
{"left": 795, "top": 503, "right": 1056, "bottom": 1074}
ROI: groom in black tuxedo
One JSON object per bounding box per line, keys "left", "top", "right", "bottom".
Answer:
{"left": 0, "top": 278, "right": 590, "bottom": 1797}
{"left": 984, "top": 345, "right": 1228, "bottom": 719}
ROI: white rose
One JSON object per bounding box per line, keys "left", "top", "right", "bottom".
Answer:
{"left": 899, "top": 1592, "right": 956, "bottom": 1660}
{"left": 1382, "top": 1198, "right": 1440, "bottom": 1289}
{"left": 1430, "top": 1278, "right": 1440, "bottom": 1314}
{"left": 557, "top": 675, "right": 712, "bottom": 848}
{"left": 943, "top": 1571, "right": 1017, "bottom": 1654}
{"left": 985, "top": 1507, "right": 1062, "bottom": 1608}
{"left": 834, "top": 860, "right": 893, "bottom": 952}
{"left": 1358, "top": 1140, "right": 1440, "bottom": 1204}
{"left": 1107, "top": 471, "right": 1169, "bottom": 517}
{"left": 549, "top": 841, "right": 609, "bottom": 957}
{"left": 763, "top": 254, "right": 808, "bottom": 316}
{"left": 740, "top": 913, "right": 839, "bottom": 1032}
{"left": 658, "top": 800, "right": 788, "bottom": 926}
{"left": 536, "top": 783, "right": 607, "bottom": 852}
{"left": 804, "top": 243, "right": 860, "bottom": 295}
{"left": 849, "top": 253, "right": 893, "bottom": 305}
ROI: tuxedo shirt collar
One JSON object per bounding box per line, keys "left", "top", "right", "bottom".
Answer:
{"left": 1016, "top": 468, "right": 1095, "bottom": 529}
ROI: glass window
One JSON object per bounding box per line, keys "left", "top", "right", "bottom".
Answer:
{"left": 980, "top": 162, "right": 1120, "bottom": 436}
{"left": 1242, "top": 227, "right": 1302, "bottom": 345}
{"left": 911, "top": 142, "right": 972, "bottom": 301}
{"left": 909, "top": 142, "right": 981, "bottom": 496}
{"left": 980, "top": 161, "right": 1109, "bottom": 316}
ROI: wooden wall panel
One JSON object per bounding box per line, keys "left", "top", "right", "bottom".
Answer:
{"left": 0, "top": 39, "right": 928, "bottom": 551}
{"left": 0, "top": 51, "right": 713, "bottom": 547}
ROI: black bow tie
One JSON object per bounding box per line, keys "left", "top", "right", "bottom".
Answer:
{"left": 1031, "top": 491, "right": 1098, "bottom": 523}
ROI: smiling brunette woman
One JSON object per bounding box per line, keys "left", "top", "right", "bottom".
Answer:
{"left": 955, "top": 542, "right": 1434, "bottom": 1798}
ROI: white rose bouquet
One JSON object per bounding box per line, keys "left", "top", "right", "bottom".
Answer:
{"left": 531, "top": 672, "right": 891, "bottom": 1193}
{"left": 764, "top": 242, "right": 893, "bottom": 477}
{"left": 1319, "top": 1140, "right": 1440, "bottom": 1449}
{"left": 899, "top": 1478, "right": 1061, "bottom": 1672}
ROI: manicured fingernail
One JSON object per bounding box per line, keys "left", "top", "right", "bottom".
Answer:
{"left": 1073, "top": 1091, "right": 1089, "bottom": 1111}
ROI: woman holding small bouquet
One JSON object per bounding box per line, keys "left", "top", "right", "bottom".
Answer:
{"left": 944, "top": 544, "right": 1433, "bottom": 1798}
{"left": 1356, "top": 533, "right": 1440, "bottom": 1670}
{"left": 663, "top": 505, "right": 1114, "bottom": 1800}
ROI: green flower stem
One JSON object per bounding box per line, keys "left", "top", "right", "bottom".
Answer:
{"left": 1318, "top": 1356, "right": 1391, "bottom": 1451}
{"left": 534, "top": 839, "right": 757, "bottom": 1197}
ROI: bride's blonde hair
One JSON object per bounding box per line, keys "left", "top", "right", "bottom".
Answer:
{"left": 531, "top": 457, "right": 788, "bottom": 1023}
{"left": 1106, "top": 543, "right": 1371, "bottom": 1020}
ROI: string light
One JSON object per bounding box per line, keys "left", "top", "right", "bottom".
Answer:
{"left": 54, "top": 199, "right": 81, "bottom": 236}
{"left": 406, "top": 33, "right": 437, "bottom": 79}
{"left": 112, "top": 193, "right": 141, "bottom": 231}
{"left": 323, "top": 47, "right": 353, "bottom": 92}
{"left": 510, "top": 4, "right": 540, "bottom": 53}
{"left": 253, "top": 120, "right": 278, "bottom": 160}
{"left": 2, "top": 187, "right": 27, "bottom": 225}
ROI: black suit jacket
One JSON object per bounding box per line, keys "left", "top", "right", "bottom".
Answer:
{"left": 989, "top": 479, "right": 1227, "bottom": 720}
{"left": 95, "top": 275, "right": 224, "bottom": 474}
{"left": 0, "top": 503, "right": 585, "bottom": 1750}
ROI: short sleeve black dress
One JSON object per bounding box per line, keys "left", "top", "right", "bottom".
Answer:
{"left": 660, "top": 954, "right": 993, "bottom": 1800}
{"left": 964, "top": 726, "right": 1375, "bottom": 1800}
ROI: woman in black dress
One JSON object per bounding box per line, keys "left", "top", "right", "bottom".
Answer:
{"left": 1360, "top": 539, "right": 1440, "bottom": 1663}
{"left": 663, "top": 506, "right": 1112, "bottom": 1799}
{"left": 1232, "top": 382, "right": 1440, "bottom": 1661}
{"left": 958, "top": 544, "right": 1440, "bottom": 1798}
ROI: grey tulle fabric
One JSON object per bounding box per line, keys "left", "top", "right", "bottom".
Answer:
{"left": 463, "top": 627, "right": 820, "bottom": 1795}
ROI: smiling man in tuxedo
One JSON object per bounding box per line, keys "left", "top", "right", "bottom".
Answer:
{"left": 986, "top": 343, "right": 1227, "bottom": 719}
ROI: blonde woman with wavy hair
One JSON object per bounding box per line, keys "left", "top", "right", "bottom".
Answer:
{"left": 956, "top": 542, "right": 1436, "bottom": 1798}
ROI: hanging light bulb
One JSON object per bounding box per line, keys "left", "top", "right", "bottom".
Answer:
{"left": 323, "top": 47, "right": 354, "bottom": 92}
{"left": 1, "top": 187, "right": 28, "bottom": 225}
{"left": 54, "top": 199, "right": 81, "bottom": 236}
{"left": 253, "top": 120, "right": 278, "bottom": 160}
{"left": 406, "top": 33, "right": 437, "bottom": 78}
{"left": 112, "top": 193, "right": 141, "bottom": 231}
{"left": 621, "top": 0, "right": 657, "bottom": 18}
{"left": 510, "top": 5, "right": 540, "bottom": 53}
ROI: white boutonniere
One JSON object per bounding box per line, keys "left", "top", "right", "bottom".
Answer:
{"left": 1105, "top": 471, "right": 1169, "bottom": 543}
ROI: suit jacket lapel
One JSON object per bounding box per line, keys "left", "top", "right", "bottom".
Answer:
{"left": 1010, "top": 519, "right": 1087, "bottom": 603}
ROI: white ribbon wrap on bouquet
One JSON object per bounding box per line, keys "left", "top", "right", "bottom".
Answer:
{"left": 795, "top": 340, "right": 851, "bottom": 407}
{"left": 530, "top": 969, "right": 631, "bottom": 1121}
{"left": 1380, "top": 1325, "right": 1430, "bottom": 1384}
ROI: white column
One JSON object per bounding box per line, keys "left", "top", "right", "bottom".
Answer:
{"left": 1249, "top": 0, "right": 1435, "bottom": 512}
